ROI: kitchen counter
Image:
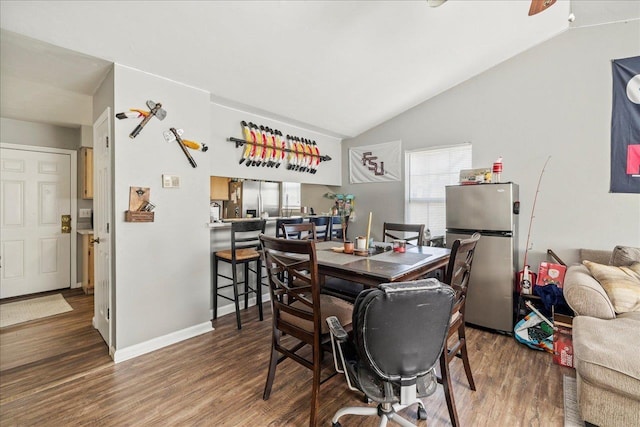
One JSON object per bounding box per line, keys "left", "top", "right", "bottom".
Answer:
{"left": 207, "top": 216, "right": 307, "bottom": 228}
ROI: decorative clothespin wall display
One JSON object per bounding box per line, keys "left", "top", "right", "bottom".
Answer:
{"left": 163, "top": 127, "right": 198, "bottom": 168}
{"left": 229, "top": 121, "right": 330, "bottom": 173}
{"left": 115, "top": 100, "right": 167, "bottom": 139}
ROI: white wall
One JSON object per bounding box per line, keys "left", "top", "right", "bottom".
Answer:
{"left": 209, "top": 102, "right": 342, "bottom": 185}
{"left": 340, "top": 21, "right": 640, "bottom": 266}
{"left": 112, "top": 65, "right": 212, "bottom": 350}
{"left": 1, "top": 74, "right": 93, "bottom": 126}
{"left": 0, "top": 117, "right": 80, "bottom": 150}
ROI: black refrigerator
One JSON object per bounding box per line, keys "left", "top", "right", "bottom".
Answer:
{"left": 445, "top": 183, "right": 519, "bottom": 333}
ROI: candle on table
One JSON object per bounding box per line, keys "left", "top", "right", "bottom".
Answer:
{"left": 366, "top": 212, "right": 372, "bottom": 249}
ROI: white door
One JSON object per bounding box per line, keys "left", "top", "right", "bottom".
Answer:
{"left": 1, "top": 147, "right": 72, "bottom": 298}
{"left": 93, "top": 109, "right": 112, "bottom": 346}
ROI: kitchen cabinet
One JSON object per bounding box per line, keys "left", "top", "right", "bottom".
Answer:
{"left": 80, "top": 147, "right": 93, "bottom": 199}
{"left": 82, "top": 233, "right": 94, "bottom": 295}
{"left": 210, "top": 176, "right": 230, "bottom": 200}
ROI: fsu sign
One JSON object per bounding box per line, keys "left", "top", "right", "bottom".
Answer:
{"left": 349, "top": 141, "right": 401, "bottom": 184}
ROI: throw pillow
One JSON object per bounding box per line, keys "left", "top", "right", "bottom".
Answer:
{"left": 583, "top": 261, "right": 640, "bottom": 313}
{"left": 610, "top": 245, "right": 640, "bottom": 267}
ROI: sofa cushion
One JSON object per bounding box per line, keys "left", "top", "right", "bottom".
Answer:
{"left": 563, "top": 264, "right": 617, "bottom": 319}
{"left": 573, "top": 315, "right": 640, "bottom": 402}
{"left": 610, "top": 246, "right": 640, "bottom": 267}
{"left": 583, "top": 261, "right": 640, "bottom": 313}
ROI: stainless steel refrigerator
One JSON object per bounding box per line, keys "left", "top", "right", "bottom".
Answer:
{"left": 242, "top": 180, "right": 280, "bottom": 218}
{"left": 445, "top": 183, "right": 519, "bottom": 333}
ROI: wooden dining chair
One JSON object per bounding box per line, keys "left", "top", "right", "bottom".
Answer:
{"left": 308, "top": 216, "right": 331, "bottom": 241}
{"left": 275, "top": 217, "right": 304, "bottom": 238}
{"left": 438, "top": 232, "right": 481, "bottom": 427}
{"left": 212, "top": 220, "right": 266, "bottom": 330}
{"left": 382, "top": 222, "right": 426, "bottom": 246}
{"left": 282, "top": 221, "right": 362, "bottom": 303}
{"left": 259, "top": 235, "right": 353, "bottom": 427}
{"left": 281, "top": 222, "right": 318, "bottom": 241}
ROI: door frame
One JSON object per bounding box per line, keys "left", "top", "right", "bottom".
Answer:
{"left": 0, "top": 142, "right": 78, "bottom": 292}
{"left": 92, "top": 108, "right": 114, "bottom": 356}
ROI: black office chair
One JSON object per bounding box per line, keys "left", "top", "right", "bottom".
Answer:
{"left": 327, "top": 279, "right": 455, "bottom": 427}
{"left": 275, "top": 217, "right": 303, "bottom": 238}
{"left": 212, "top": 220, "right": 266, "bottom": 330}
{"left": 308, "top": 216, "right": 331, "bottom": 241}
{"left": 383, "top": 222, "right": 425, "bottom": 247}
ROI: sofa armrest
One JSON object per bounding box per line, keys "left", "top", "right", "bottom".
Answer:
{"left": 563, "top": 264, "right": 616, "bottom": 319}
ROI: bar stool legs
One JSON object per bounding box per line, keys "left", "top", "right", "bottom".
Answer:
{"left": 212, "top": 253, "right": 263, "bottom": 330}
{"left": 212, "top": 252, "right": 218, "bottom": 321}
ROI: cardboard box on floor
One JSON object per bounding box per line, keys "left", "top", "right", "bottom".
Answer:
{"left": 553, "top": 313, "right": 574, "bottom": 368}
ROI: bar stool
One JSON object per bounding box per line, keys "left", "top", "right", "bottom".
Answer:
{"left": 308, "top": 216, "right": 331, "bottom": 241}
{"left": 329, "top": 215, "right": 349, "bottom": 241}
{"left": 275, "top": 217, "right": 303, "bottom": 238}
{"left": 212, "top": 219, "right": 266, "bottom": 330}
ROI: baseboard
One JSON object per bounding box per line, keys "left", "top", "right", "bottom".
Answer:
{"left": 73, "top": 282, "right": 82, "bottom": 289}
{"left": 112, "top": 322, "right": 214, "bottom": 364}
{"left": 213, "top": 293, "right": 271, "bottom": 319}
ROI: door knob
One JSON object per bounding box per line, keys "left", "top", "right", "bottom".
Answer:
{"left": 90, "top": 237, "right": 101, "bottom": 244}
{"left": 61, "top": 215, "right": 72, "bottom": 234}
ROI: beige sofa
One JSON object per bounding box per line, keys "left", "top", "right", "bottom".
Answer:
{"left": 563, "top": 246, "right": 640, "bottom": 427}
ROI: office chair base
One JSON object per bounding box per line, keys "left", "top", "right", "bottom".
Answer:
{"left": 332, "top": 400, "right": 426, "bottom": 427}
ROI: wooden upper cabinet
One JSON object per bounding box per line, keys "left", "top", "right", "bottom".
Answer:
{"left": 80, "top": 147, "right": 93, "bottom": 199}
{"left": 210, "top": 176, "right": 230, "bottom": 200}
{"left": 82, "top": 233, "right": 94, "bottom": 295}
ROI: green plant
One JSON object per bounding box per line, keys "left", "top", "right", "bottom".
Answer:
{"left": 323, "top": 193, "right": 355, "bottom": 241}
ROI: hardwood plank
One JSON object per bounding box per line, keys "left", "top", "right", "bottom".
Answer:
{"left": 0, "top": 291, "right": 572, "bottom": 426}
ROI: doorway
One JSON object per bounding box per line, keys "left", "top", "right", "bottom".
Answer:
{"left": 0, "top": 144, "right": 77, "bottom": 298}
{"left": 92, "top": 108, "right": 112, "bottom": 350}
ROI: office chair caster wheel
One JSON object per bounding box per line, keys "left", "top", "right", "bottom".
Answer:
{"left": 417, "top": 406, "right": 428, "bottom": 420}
{"left": 332, "top": 422, "right": 342, "bottom": 427}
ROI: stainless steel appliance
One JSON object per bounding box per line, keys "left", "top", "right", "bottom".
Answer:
{"left": 210, "top": 201, "right": 221, "bottom": 222}
{"left": 445, "top": 183, "right": 519, "bottom": 333}
{"left": 242, "top": 180, "right": 280, "bottom": 218}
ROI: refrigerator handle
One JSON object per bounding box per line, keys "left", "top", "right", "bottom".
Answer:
{"left": 513, "top": 201, "right": 520, "bottom": 214}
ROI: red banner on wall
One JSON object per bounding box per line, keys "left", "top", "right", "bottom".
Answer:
{"left": 611, "top": 56, "right": 640, "bottom": 193}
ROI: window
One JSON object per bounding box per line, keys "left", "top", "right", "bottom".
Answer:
{"left": 281, "top": 182, "right": 301, "bottom": 212}
{"left": 405, "top": 143, "right": 472, "bottom": 237}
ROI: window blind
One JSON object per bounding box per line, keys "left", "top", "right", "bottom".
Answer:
{"left": 406, "top": 144, "right": 472, "bottom": 237}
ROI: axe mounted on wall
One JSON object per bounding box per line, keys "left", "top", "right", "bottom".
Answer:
{"left": 119, "top": 100, "right": 167, "bottom": 139}
{"left": 164, "top": 128, "right": 198, "bottom": 168}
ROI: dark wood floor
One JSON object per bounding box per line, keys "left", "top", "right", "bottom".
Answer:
{"left": 0, "top": 290, "right": 572, "bottom": 426}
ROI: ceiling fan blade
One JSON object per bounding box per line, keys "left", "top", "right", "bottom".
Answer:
{"left": 427, "top": 0, "right": 447, "bottom": 7}
{"left": 528, "top": 0, "right": 557, "bottom": 16}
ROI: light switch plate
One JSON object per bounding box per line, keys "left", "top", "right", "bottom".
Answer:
{"left": 79, "top": 208, "right": 92, "bottom": 218}
{"left": 162, "top": 174, "right": 180, "bottom": 188}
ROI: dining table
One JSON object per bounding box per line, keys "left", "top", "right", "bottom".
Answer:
{"left": 313, "top": 240, "right": 451, "bottom": 287}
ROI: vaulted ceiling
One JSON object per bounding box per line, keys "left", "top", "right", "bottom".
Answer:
{"left": 1, "top": 1, "right": 638, "bottom": 137}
